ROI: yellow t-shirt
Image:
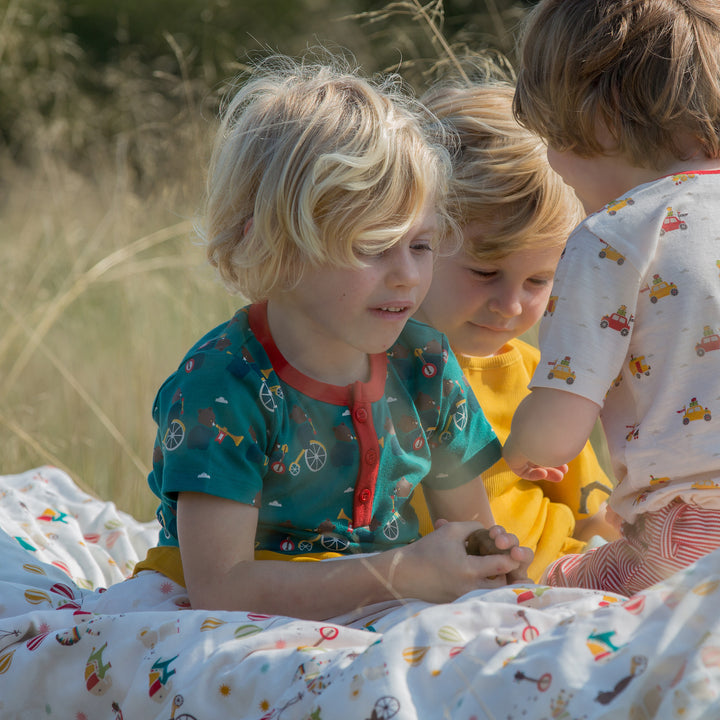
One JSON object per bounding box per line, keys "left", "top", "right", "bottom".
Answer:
{"left": 412, "top": 338, "right": 613, "bottom": 582}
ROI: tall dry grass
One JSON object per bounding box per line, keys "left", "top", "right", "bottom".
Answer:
{"left": 0, "top": 151, "right": 240, "bottom": 519}
{"left": 0, "top": 0, "right": 241, "bottom": 518}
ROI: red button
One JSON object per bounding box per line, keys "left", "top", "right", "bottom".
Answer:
{"left": 364, "top": 449, "right": 378, "bottom": 466}
{"left": 359, "top": 489, "right": 371, "bottom": 503}
{"left": 354, "top": 407, "right": 368, "bottom": 422}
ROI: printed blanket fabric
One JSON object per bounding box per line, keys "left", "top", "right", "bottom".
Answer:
{"left": 1, "top": 466, "right": 719, "bottom": 719}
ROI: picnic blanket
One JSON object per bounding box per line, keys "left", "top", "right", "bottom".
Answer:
{"left": 1, "top": 465, "right": 719, "bottom": 719}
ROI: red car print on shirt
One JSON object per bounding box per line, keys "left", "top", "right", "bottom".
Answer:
{"left": 660, "top": 208, "right": 688, "bottom": 235}
{"left": 696, "top": 331, "right": 720, "bottom": 357}
{"left": 600, "top": 310, "right": 634, "bottom": 336}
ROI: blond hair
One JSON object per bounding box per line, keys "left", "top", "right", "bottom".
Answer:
{"left": 514, "top": 0, "right": 720, "bottom": 168}
{"left": 422, "top": 80, "right": 583, "bottom": 262}
{"left": 201, "top": 53, "right": 454, "bottom": 301}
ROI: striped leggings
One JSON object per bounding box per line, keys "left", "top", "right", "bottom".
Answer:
{"left": 543, "top": 500, "right": 720, "bottom": 596}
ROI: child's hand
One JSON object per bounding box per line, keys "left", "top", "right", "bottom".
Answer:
{"left": 514, "top": 461, "right": 568, "bottom": 483}
{"left": 394, "top": 521, "right": 533, "bottom": 602}
{"left": 465, "top": 527, "right": 512, "bottom": 556}
{"left": 503, "top": 443, "right": 568, "bottom": 483}
{"left": 481, "top": 524, "right": 534, "bottom": 584}
{"left": 503, "top": 389, "right": 599, "bottom": 484}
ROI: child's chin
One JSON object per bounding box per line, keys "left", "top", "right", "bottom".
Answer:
{"left": 457, "top": 340, "right": 503, "bottom": 358}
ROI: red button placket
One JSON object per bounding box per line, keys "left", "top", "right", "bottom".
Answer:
{"left": 350, "top": 386, "right": 380, "bottom": 528}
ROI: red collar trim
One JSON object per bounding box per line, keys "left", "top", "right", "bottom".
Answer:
{"left": 248, "top": 302, "right": 387, "bottom": 405}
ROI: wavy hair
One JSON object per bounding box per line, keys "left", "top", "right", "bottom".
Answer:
{"left": 200, "top": 52, "right": 455, "bottom": 301}
{"left": 422, "top": 79, "right": 583, "bottom": 261}
{"left": 513, "top": 0, "right": 720, "bottom": 168}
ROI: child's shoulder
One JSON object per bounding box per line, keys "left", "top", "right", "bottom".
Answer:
{"left": 171, "top": 304, "right": 270, "bottom": 384}
{"left": 575, "top": 173, "right": 705, "bottom": 256}
{"left": 585, "top": 170, "right": 718, "bottom": 231}
{"left": 153, "top": 305, "right": 269, "bottom": 411}
{"left": 182, "top": 306, "right": 253, "bottom": 357}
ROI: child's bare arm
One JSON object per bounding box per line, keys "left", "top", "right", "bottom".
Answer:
{"left": 177, "top": 491, "right": 528, "bottom": 619}
{"left": 423, "top": 475, "right": 494, "bottom": 528}
{"left": 504, "top": 387, "right": 600, "bottom": 481}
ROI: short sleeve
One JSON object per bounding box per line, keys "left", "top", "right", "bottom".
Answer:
{"left": 149, "top": 341, "right": 277, "bottom": 508}
{"left": 530, "top": 223, "right": 645, "bottom": 405}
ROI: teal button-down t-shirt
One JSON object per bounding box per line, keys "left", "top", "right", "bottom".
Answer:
{"left": 148, "top": 302, "right": 501, "bottom": 556}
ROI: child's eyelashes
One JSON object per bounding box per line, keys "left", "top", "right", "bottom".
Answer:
{"left": 411, "top": 241, "right": 434, "bottom": 253}
{"left": 468, "top": 267, "right": 552, "bottom": 287}
{"left": 469, "top": 268, "right": 497, "bottom": 280}
{"left": 355, "top": 240, "right": 435, "bottom": 258}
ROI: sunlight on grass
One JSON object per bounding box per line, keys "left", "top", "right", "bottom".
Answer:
{"left": 0, "top": 158, "right": 237, "bottom": 519}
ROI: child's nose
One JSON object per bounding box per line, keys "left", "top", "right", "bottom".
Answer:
{"left": 387, "top": 249, "right": 421, "bottom": 286}
{"left": 489, "top": 288, "right": 523, "bottom": 317}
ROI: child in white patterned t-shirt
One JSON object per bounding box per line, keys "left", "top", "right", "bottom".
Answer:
{"left": 503, "top": 0, "right": 720, "bottom": 595}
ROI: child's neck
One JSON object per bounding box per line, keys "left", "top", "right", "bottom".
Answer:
{"left": 657, "top": 153, "right": 720, "bottom": 178}
{"left": 592, "top": 152, "right": 720, "bottom": 213}
{"left": 265, "top": 300, "right": 372, "bottom": 387}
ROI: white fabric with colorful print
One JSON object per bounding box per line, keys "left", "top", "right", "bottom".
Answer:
{"left": 2, "top": 466, "right": 720, "bottom": 718}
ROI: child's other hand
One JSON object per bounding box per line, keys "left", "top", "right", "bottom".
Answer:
{"left": 515, "top": 461, "right": 568, "bottom": 483}
{"left": 503, "top": 443, "right": 567, "bottom": 482}
{"left": 482, "top": 524, "right": 534, "bottom": 584}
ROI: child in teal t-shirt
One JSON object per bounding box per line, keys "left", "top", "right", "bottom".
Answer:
{"left": 137, "top": 53, "right": 532, "bottom": 620}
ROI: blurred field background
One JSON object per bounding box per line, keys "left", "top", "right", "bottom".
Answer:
{"left": 0, "top": 0, "right": 608, "bottom": 521}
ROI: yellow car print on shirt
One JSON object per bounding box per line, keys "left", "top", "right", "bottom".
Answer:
{"left": 547, "top": 357, "right": 576, "bottom": 384}
{"left": 606, "top": 197, "right": 634, "bottom": 215}
{"left": 647, "top": 280, "right": 678, "bottom": 303}
{"left": 677, "top": 399, "right": 712, "bottom": 425}
{"left": 598, "top": 242, "right": 625, "bottom": 264}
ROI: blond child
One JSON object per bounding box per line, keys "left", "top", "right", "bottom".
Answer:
{"left": 504, "top": 0, "right": 720, "bottom": 595}
{"left": 413, "top": 78, "right": 616, "bottom": 582}
{"left": 134, "top": 54, "right": 532, "bottom": 620}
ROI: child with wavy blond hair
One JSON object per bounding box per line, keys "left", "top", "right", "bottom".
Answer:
{"left": 134, "top": 53, "right": 532, "bottom": 620}
{"left": 413, "top": 73, "right": 617, "bottom": 582}
{"left": 504, "top": 0, "right": 720, "bottom": 594}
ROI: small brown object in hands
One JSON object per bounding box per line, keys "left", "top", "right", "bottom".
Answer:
{"left": 465, "top": 528, "right": 513, "bottom": 556}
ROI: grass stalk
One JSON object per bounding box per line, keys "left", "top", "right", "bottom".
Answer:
{"left": 408, "top": 0, "right": 469, "bottom": 84}
{"left": 0, "top": 219, "right": 195, "bottom": 397}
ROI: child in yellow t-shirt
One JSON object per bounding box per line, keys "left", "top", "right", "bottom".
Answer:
{"left": 413, "top": 75, "right": 619, "bottom": 581}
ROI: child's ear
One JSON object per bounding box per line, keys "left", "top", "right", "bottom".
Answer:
{"left": 595, "top": 116, "right": 619, "bottom": 154}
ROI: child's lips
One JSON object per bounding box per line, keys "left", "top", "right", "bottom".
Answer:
{"left": 471, "top": 321, "right": 514, "bottom": 333}
{"left": 372, "top": 303, "right": 413, "bottom": 318}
